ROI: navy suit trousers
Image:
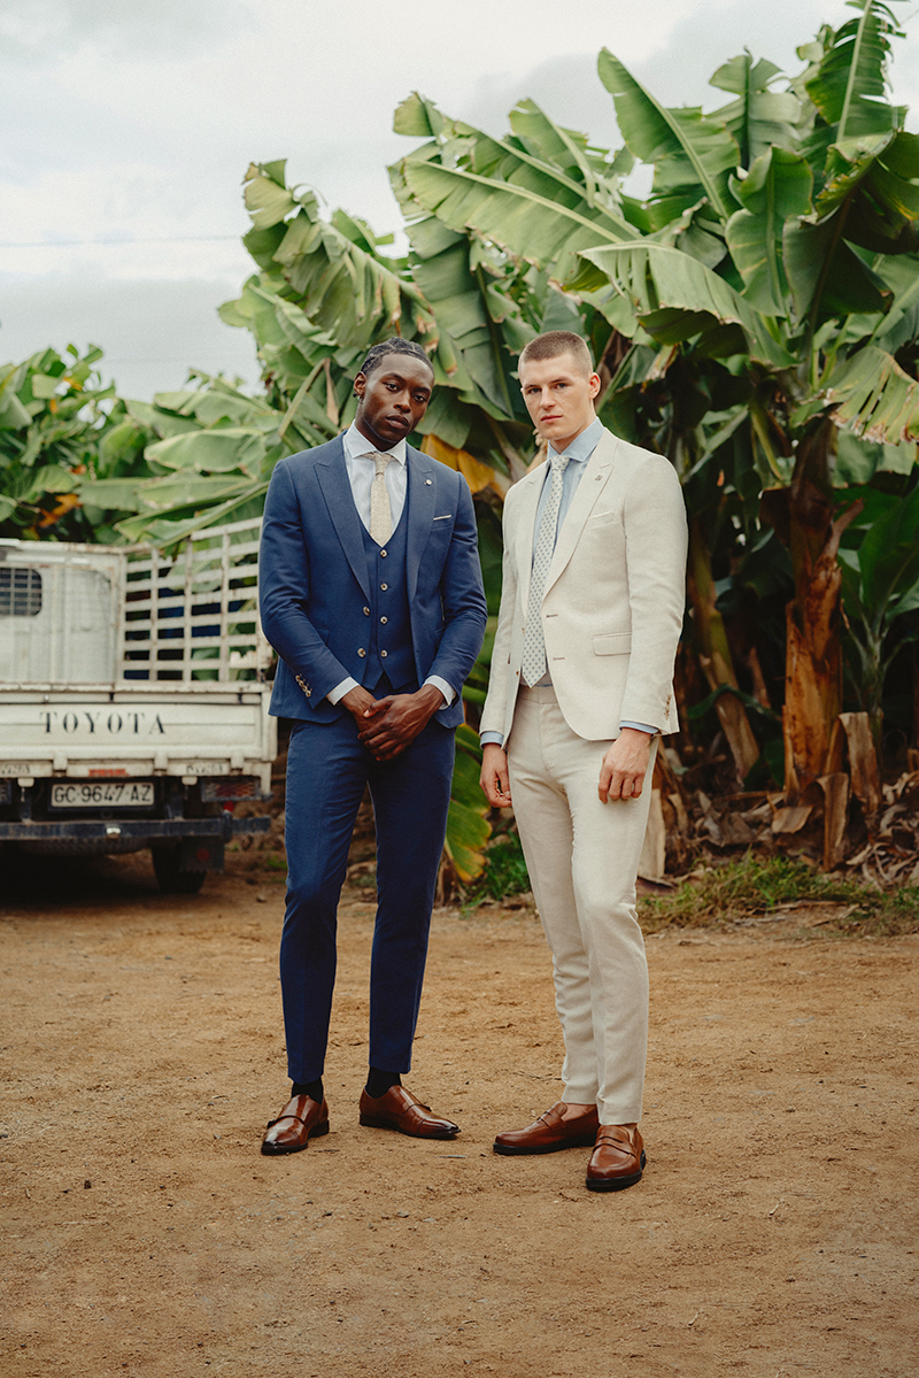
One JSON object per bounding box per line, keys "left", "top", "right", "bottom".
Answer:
{"left": 280, "top": 707, "right": 455, "bottom": 1083}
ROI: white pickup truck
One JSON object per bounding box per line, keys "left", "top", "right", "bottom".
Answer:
{"left": 0, "top": 517, "right": 275, "bottom": 891}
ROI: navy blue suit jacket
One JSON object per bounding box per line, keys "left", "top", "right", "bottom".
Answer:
{"left": 259, "top": 435, "right": 487, "bottom": 728}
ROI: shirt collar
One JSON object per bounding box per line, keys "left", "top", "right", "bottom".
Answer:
{"left": 343, "top": 421, "right": 407, "bottom": 467}
{"left": 548, "top": 416, "right": 604, "bottom": 466}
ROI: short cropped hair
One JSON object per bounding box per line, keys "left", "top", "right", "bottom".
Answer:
{"left": 358, "top": 337, "right": 433, "bottom": 379}
{"left": 518, "top": 331, "right": 594, "bottom": 374}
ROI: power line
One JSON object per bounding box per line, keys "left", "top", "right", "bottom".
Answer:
{"left": 1, "top": 235, "right": 243, "bottom": 248}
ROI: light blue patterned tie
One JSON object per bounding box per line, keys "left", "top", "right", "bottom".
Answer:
{"left": 521, "top": 454, "right": 570, "bottom": 687}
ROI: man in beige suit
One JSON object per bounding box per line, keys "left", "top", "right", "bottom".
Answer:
{"left": 479, "top": 331, "right": 687, "bottom": 1191}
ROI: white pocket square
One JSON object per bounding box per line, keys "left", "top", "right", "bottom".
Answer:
{"left": 433, "top": 514, "right": 452, "bottom": 521}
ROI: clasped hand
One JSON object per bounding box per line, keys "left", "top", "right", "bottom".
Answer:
{"left": 343, "top": 683, "right": 444, "bottom": 761}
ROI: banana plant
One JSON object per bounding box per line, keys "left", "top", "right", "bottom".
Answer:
{"left": 399, "top": 0, "right": 919, "bottom": 796}
{"left": 838, "top": 477, "right": 919, "bottom": 739}
{"left": 0, "top": 345, "right": 139, "bottom": 542}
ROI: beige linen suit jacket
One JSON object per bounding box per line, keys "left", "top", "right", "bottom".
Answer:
{"left": 480, "top": 427, "right": 688, "bottom": 746}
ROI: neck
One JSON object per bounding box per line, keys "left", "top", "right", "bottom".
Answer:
{"left": 354, "top": 417, "right": 399, "bottom": 452}
{"left": 547, "top": 416, "right": 596, "bottom": 454}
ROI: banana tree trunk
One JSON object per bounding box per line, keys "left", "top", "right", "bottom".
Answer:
{"left": 687, "top": 519, "right": 761, "bottom": 782}
{"left": 782, "top": 421, "right": 861, "bottom": 801}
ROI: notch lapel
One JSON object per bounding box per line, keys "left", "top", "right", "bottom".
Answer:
{"left": 405, "top": 447, "right": 436, "bottom": 601}
{"left": 513, "top": 465, "right": 547, "bottom": 614}
{"left": 314, "top": 438, "right": 371, "bottom": 600}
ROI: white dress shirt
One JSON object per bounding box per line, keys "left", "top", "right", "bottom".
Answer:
{"left": 327, "top": 424, "right": 455, "bottom": 708}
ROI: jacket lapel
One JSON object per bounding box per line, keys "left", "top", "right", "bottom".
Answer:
{"left": 543, "top": 430, "right": 618, "bottom": 597}
{"left": 513, "top": 466, "right": 546, "bottom": 613}
{"left": 405, "top": 446, "right": 437, "bottom": 601}
{"left": 314, "top": 437, "right": 371, "bottom": 600}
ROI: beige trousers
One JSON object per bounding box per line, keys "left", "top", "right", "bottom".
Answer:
{"left": 507, "top": 685, "right": 656, "bottom": 1124}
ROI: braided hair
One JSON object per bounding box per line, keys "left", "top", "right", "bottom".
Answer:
{"left": 358, "top": 337, "right": 433, "bottom": 379}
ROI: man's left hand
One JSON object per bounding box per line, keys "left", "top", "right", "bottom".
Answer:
{"left": 358, "top": 683, "right": 445, "bottom": 761}
{"left": 598, "top": 727, "right": 653, "bottom": 803}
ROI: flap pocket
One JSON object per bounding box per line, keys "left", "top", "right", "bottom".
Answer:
{"left": 593, "top": 632, "right": 631, "bottom": 656}
{"left": 586, "top": 508, "right": 621, "bottom": 528}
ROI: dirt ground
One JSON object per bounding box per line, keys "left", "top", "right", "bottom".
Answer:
{"left": 1, "top": 846, "right": 917, "bottom": 1378}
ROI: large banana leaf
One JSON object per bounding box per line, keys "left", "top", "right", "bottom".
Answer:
{"left": 827, "top": 343, "right": 919, "bottom": 442}
{"left": 242, "top": 164, "right": 430, "bottom": 355}
{"left": 870, "top": 252, "right": 919, "bottom": 350}
{"left": 396, "top": 99, "right": 637, "bottom": 286}
{"left": 598, "top": 49, "right": 739, "bottom": 225}
{"left": 144, "top": 428, "right": 269, "bottom": 476}
{"left": 726, "top": 148, "right": 813, "bottom": 313}
{"left": 443, "top": 724, "right": 491, "bottom": 883}
{"left": 826, "top": 130, "right": 919, "bottom": 255}
{"left": 834, "top": 429, "right": 916, "bottom": 482}
{"left": 783, "top": 215, "right": 892, "bottom": 324}
{"left": 709, "top": 54, "right": 800, "bottom": 167}
{"left": 580, "top": 242, "right": 793, "bottom": 367}
{"left": 855, "top": 478, "right": 919, "bottom": 619}
{"left": 804, "top": 0, "right": 906, "bottom": 142}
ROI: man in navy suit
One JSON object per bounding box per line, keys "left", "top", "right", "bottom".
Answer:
{"left": 258, "top": 338, "right": 487, "bottom": 1154}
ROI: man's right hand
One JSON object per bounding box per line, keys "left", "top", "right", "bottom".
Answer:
{"left": 341, "top": 685, "right": 377, "bottom": 721}
{"left": 480, "top": 743, "right": 512, "bottom": 808}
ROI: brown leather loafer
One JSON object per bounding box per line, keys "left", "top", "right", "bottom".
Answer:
{"left": 261, "top": 1094, "right": 330, "bottom": 1155}
{"left": 585, "top": 1124, "right": 646, "bottom": 1191}
{"left": 358, "top": 1085, "right": 459, "bottom": 1139}
{"left": 493, "top": 1101, "right": 599, "bottom": 1155}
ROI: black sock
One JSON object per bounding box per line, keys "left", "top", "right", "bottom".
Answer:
{"left": 292, "top": 1078, "right": 324, "bottom": 1102}
{"left": 365, "top": 1068, "right": 402, "bottom": 1099}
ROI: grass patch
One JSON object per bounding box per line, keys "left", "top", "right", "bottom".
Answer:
{"left": 639, "top": 854, "right": 919, "bottom": 937}
{"left": 465, "top": 831, "right": 531, "bottom": 905}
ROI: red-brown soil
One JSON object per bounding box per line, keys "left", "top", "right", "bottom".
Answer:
{"left": 1, "top": 849, "right": 917, "bottom": 1377}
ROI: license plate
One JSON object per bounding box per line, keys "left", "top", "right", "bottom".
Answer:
{"left": 50, "top": 781, "right": 155, "bottom": 809}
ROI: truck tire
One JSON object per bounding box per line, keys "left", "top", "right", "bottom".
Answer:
{"left": 152, "top": 845, "right": 207, "bottom": 894}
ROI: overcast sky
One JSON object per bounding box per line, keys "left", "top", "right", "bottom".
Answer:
{"left": 3, "top": 0, "right": 917, "bottom": 400}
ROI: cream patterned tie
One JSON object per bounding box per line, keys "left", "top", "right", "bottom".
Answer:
{"left": 369, "top": 453, "right": 393, "bottom": 545}
{"left": 521, "top": 454, "right": 570, "bottom": 687}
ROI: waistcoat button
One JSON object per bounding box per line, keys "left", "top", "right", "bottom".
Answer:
{"left": 357, "top": 648, "right": 366, "bottom": 657}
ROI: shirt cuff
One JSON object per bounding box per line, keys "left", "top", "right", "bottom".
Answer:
{"left": 328, "top": 677, "right": 359, "bottom": 705}
{"left": 620, "top": 720, "right": 656, "bottom": 735}
{"left": 424, "top": 675, "right": 455, "bottom": 706}
{"left": 479, "top": 732, "right": 505, "bottom": 748}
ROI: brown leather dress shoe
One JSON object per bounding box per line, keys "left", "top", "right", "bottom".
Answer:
{"left": 358, "top": 1085, "right": 459, "bottom": 1139}
{"left": 493, "top": 1101, "right": 599, "bottom": 1156}
{"left": 261, "top": 1094, "right": 330, "bottom": 1155}
{"left": 585, "top": 1124, "right": 646, "bottom": 1191}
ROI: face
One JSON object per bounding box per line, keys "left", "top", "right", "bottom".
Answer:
{"left": 519, "top": 351, "right": 601, "bottom": 451}
{"left": 354, "top": 353, "right": 434, "bottom": 450}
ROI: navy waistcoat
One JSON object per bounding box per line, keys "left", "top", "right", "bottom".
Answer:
{"left": 359, "top": 502, "right": 416, "bottom": 692}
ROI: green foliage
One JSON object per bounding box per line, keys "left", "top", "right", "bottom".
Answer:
{"left": 465, "top": 829, "right": 530, "bottom": 904}
{"left": 838, "top": 474, "right": 919, "bottom": 727}
{"left": 0, "top": 345, "right": 145, "bottom": 542}
{"left": 638, "top": 854, "right": 919, "bottom": 935}
{"left": 443, "top": 725, "right": 491, "bottom": 883}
